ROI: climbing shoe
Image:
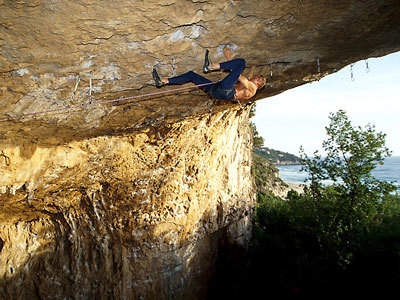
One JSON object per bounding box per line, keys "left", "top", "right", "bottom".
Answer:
{"left": 152, "top": 68, "right": 163, "bottom": 87}
{"left": 203, "top": 49, "right": 211, "bottom": 73}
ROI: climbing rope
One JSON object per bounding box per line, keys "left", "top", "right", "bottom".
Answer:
{"left": 0, "top": 81, "right": 218, "bottom": 122}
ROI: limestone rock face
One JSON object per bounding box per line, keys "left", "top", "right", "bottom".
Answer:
{"left": 0, "top": 108, "right": 253, "bottom": 299}
{"left": 1, "top": 0, "right": 400, "bottom": 298}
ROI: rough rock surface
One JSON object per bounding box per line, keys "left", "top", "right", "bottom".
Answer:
{"left": 1, "top": 0, "right": 400, "bottom": 299}
{"left": 1, "top": 108, "right": 254, "bottom": 299}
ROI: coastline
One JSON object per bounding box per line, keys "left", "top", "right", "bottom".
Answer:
{"left": 273, "top": 181, "right": 306, "bottom": 199}
{"left": 274, "top": 156, "right": 400, "bottom": 198}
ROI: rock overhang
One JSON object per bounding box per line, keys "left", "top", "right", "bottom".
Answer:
{"left": 1, "top": 0, "right": 400, "bottom": 145}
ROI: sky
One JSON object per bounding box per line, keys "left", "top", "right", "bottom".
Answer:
{"left": 251, "top": 51, "right": 400, "bottom": 156}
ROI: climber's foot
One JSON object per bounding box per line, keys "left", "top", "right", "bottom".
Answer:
{"left": 203, "top": 49, "right": 211, "bottom": 73}
{"left": 152, "top": 68, "right": 163, "bottom": 87}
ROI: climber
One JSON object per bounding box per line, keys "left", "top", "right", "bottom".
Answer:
{"left": 152, "top": 46, "right": 266, "bottom": 101}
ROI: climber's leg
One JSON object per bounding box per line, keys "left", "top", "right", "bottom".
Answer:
{"left": 167, "top": 71, "right": 214, "bottom": 92}
{"left": 218, "top": 58, "right": 246, "bottom": 91}
{"left": 205, "top": 58, "right": 245, "bottom": 100}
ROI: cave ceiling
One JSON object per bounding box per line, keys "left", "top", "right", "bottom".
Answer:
{"left": 1, "top": 0, "right": 400, "bottom": 145}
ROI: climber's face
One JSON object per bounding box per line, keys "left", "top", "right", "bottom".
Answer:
{"left": 250, "top": 75, "right": 266, "bottom": 89}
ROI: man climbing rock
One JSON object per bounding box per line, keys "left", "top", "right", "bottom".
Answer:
{"left": 152, "top": 46, "right": 266, "bottom": 101}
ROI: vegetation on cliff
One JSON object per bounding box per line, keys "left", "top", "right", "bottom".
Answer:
{"left": 251, "top": 152, "right": 288, "bottom": 195}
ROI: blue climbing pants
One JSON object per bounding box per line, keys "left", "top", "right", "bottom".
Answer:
{"left": 167, "top": 58, "right": 245, "bottom": 100}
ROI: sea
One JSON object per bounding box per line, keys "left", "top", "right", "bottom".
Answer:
{"left": 277, "top": 156, "right": 400, "bottom": 190}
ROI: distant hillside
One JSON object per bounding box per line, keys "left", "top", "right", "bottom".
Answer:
{"left": 253, "top": 147, "right": 302, "bottom": 165}
{"left": 252, "top": 152, "right": 288, "bottom": 195}
{"left": 252, "top": 151, "right": 304, "bottom": 198}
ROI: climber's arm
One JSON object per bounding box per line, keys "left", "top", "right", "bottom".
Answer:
{"left": 247, "top": 66, "right": 255, "bottom": 79}
{"left": 237, "top": 74, "right": 257, "bottom": 94}
{"left": 223, "top": 46, "right": 233, "bottom": 60}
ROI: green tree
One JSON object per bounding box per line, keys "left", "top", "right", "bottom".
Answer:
{"left": 247, "top": 110, "right": 400, "bottom": 297}
{"left": 298, "top": 109, "right": 398, "bottom": 266}
{"left": 249, "top": 104, "right": 264, "bottom": 148}
{"left": 250, "top": 121, "right": 264, "bottom": 148}
{"left": 301, "top": 109, "right": 394, "bottom": 199}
